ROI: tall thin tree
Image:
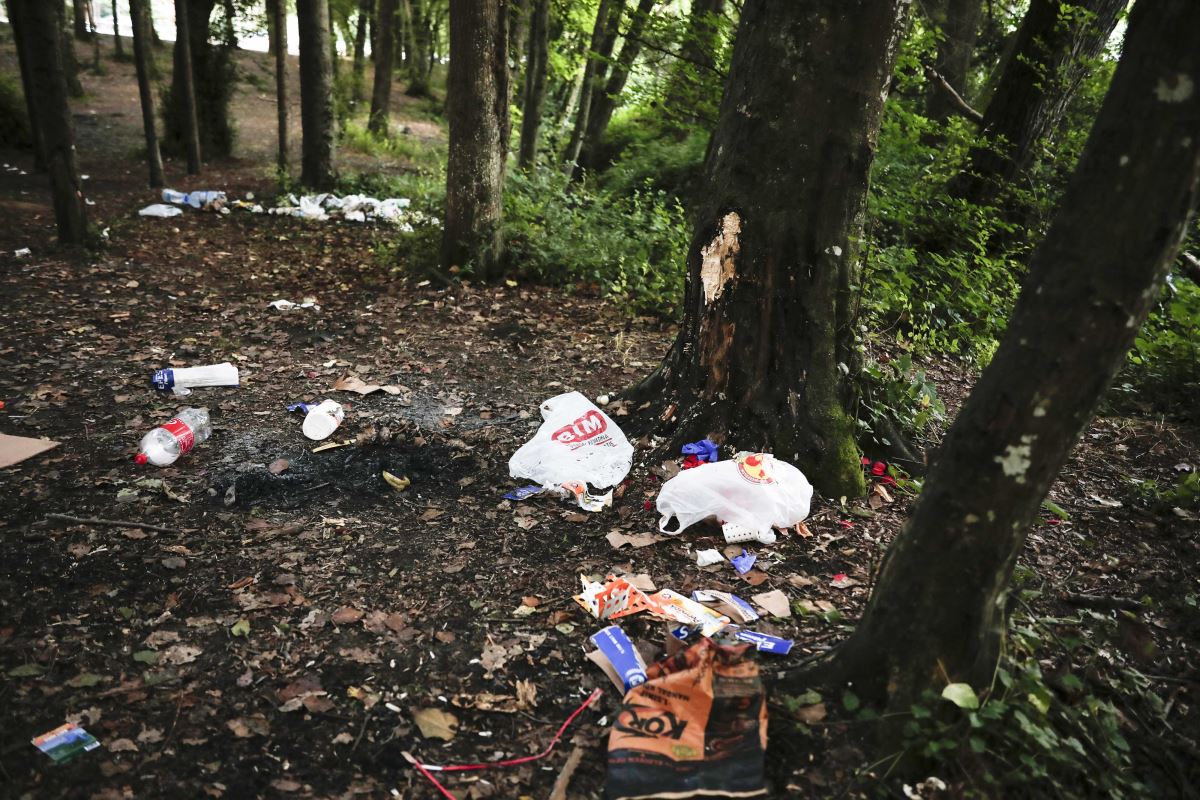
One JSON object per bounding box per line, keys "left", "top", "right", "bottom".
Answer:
{"left": 130, "top": 0, "right": 164, "bottom": 186}
{"left": 516, "top": 0, "right": 548, "bottom": 169}
{"left": 6, "top": 0, "right": 48, "bottom": 171}
{"left": 268, "top": 0, "right": 289, "bottom": 172}
{"left": 112, "top": 0, "right": 125, "bottom": 58}
{"left": 441, "top": 0, "right": 509, "bottom": 279}
{"left": 563, "top": 0, "right": 621, "bottom": 173}
{"left": 298, "top": 0, "right": 337, "bottom": 189}
{"left": 173, "top": 0, "right": 202, "bottom": 173}
{"left": 353, "top": 0, "right": 373, "bottom": 102}
{"left": 924, "top": 0, "right": 982, "bottom": 123}
{"left": 578, "top": 0, "right": 655, "bottom": 171}
{"left": 12, "top": 0, "right": 90, "bottom": 244}
{"left": 368, "top": 0, "right": 397, "bottom": 135}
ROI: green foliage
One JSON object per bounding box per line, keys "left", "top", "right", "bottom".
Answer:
{"left": 1128, "top": 266, "right": 1200, "bottom": 397}
{"left": 898, "top": 610, "right": 1170, "bottom": 797}
{"left": 859, "top": 353, "right": 947, "bottom": 448}
{"left": 503, "top": 168, "right": 689, "bottom": 315}
{"left": 341, "top": 121, "right": 446, "bottom": 172}
{"left": 597, "top": 111, "right": 709, "bottom": 205}
{"left": 0, "top": 71, "right": 32, "bottom": 149}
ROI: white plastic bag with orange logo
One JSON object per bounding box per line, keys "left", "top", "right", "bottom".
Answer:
{"left": 509, "top": 392, "right": 633, "bottom": 490}
{"left": 656, "top": 453, "right": 813, "bottom": 543}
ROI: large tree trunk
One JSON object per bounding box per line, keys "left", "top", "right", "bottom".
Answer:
{"left": 172, "top": 0, "right": 202, "bottom": 173}
{"left": 661, "top": 0, "right": 724, "bottom": 125}
{"left": 7, "top": 0, "right": 48, "bottom": 171}
{"left": 298, "top": 0, "right": 337, "bottom": 189}
{"left": 268, "top": 0, "right": 288, "bottom": 172}
{"left": 405, "top": 0, "right": 432, "bottom": 96}
{"left": 166, "top": 0, "right": 234, "bottom": 159}
{"left": 58, "top": 0, "right": 85, "bottom": 97}
{"left": 829, "top": 0, "right": 1200, "bottom": 709}
{"left": 72, "top": 0, "right": 89, "bottom": 39}
{"left": 441, "top": 0, "right": 509, "bottom": 280}
{"left": 221, "top": 0, "right": 237, "bottom": 48}
{"left": 112, "top": 0, "right": 125, "bottom": 58}
{"left": 632, "top": 0, "right": 907, "bottom": 499}
{"left": 130, "top": 0, "right": 164, "bottom": 187}
{"left": 13, "top": 0, "right": 90, "bottom": 244}
{"left": 516, "top": 0, "right": 549, "bottom": 169}
{"left": 367, "top": 0, "right": 397, "bottom": 136}
{"left": 577, "top": 0, "right": 655, "bottom": 172}
{"left": 949, "top": 0, "right": 1124, "bottom": 206}
{"left": 924, "top": 0, "right": 982, "bottom": 123}
{"left": 562, "top": 0, "right": 622, "bottom": 174}
{"left": 353, "top": 0, "right": 372, "bottom": 102}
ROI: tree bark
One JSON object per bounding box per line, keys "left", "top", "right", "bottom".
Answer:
{"left": 829, "top": 0, "right": 1200, "bottom": 709}
{"left": 577, "top": 0, "right": 655, "bottom": 172}
{"left": 441, "top": 0, "right": 509, "bottom": 280}
{"left": 221, "top": 0, "right": 237, "bottom": 48}
{"left": 507, "top": 0, "right": 529, "bottom": 92}
{"left": 58, "top": 0, "right": 85, "bottom": 96}
{"left": 7, "top": 0, "right": 48, "bottom": 171}
{"left": 631, "top": 0, "right": 908, "bottom": 499}
{"left": 72, "top": 0, "right": 89, "bottom": 39}
{"left": 924, "top": 0, "right": 982, "bottom": 123}
{"left": 949, "top": 0, "right": 1124, "bottom": 206}
{"left": 130, "top": 0, "right": 164, "bottom": 187}
{"left": 268, "top": 0, "right": 288, "bottom": 172}
{"left": 661, "top": 0, "right": 724, "bottom": 125}
{"left": 112, "top": 0, "right": 125, "bottom": 58}
{"left": 562, "top": 0, "right": 621, "bottom": 174}
{"left": 353, "top": 0, "right": 373, "bottom": 102}
{"left": 13, "top": 0, "right": 90, "bottom": 244}
{"left": 368, "top": 0, "right": 397, "bottom": 135}
{"left": 405, "top": 0, "right": 433, "bottom": 96}
{"left": 173, "top": 0, "right": 202, "bottom": 173}
{"left": 298, "top": 0, "right": 337, "bottom": 189}
{"left": 516, "top": 0, "right": 548, "bottom": 169}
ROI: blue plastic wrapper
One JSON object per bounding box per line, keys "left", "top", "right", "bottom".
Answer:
{"left": 504, "top": 485, "right": 545, "bottom": 501}
{"left": 730, "top": 549, "right": 757, "bottom": 574}
{"left": 286, "top": 402, "right": 313, "bottom": 414}
{"left": 681, "top": 438, "right": 719, "bottom": 463}
{"left": 589, "top": 625, "right": 648, "bottom": 691}
{"left": 733, "top": 629, "right": 794, "bottom": 655}
{"left": 151, "top": 369, "right": 174, "bottom": 390}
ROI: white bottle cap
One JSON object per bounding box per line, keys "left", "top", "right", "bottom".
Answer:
{"left": 302, "top": 400, "right": 344, "bottom": 441}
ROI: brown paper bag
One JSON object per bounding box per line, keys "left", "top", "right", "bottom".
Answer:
{"left": 607, "top": 638, "right": 768, "bottom": 800}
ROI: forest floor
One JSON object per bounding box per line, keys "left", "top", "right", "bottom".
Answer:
{"left": 2, "top": 31, "right": 1199, "bottom": 800}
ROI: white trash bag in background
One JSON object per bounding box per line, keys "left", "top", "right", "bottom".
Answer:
{"left": 509, "top": 392, "right": 633, "bottom": 490}
{"left": 657, "top": 452, "right": 813, "bottom": 544}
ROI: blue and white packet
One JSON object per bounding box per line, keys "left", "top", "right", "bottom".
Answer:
{"left": 729, "top": 549, "right": 757, "bottom": 574}
{"left": 588, "top": 625, "right": 648, "bottom": 693}
{"left": 732, "top": 628, "right": 794, "bottom": 655}
{"left": 504, "top": 485, "right": 545, "bottom": 501}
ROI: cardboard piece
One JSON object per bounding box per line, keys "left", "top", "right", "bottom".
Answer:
{"left": 0, "top": 433, "right": 60, "bottom": 469}
{"left": 32, "top": 723, "right": 100, "bottom": 763}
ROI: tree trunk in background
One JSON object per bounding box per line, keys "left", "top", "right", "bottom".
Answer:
{"left": 924, "top": 0, "right": 982, "bottom": 122}
{"left": 578, "top": 0, "right": 655, "bottom": 172}
{"left": 149, "top": 2, "right": 161, "bottom": 46}
{"left": 266, "top": 0, "right": 276, "bottom": 54}
{"left": 7, "top": 0, "right": 48, "bottom": 171}
{"left": 405, "top": 0, "right": 432, "bottom": 96}
{"left": 298, "top": 0, "right": 337, "bottom": 189}
{"left": 507, "top": 0, "right": 529, "bottom": 92}
{"left": 368, "top": 0, "right": 396, "bottom": 135}
{"left": 517, "top": 0, "right": 548, "bottom": 169}
{"left": 112, "top": 0, "right": 124, "bottom": 58}
{"left": 353, "top": 0, "right": 372, "bottom": 102}
{"left": 130, "top": 0, "right": 164, "bottom": 186}
{"left": 398, "top": 0, "right": 411, "bottom": 73}
{"left": 662, "top": 0, "right": 724, "bottom": 124}
{"left": 172, "top": 0, "right": 202, "bottom": 173}
{"left": 441, "top": 0, "right": 509, "bottom": 279}
{"left": 631, "top": 0, "right": 909, "bottom": 499}
{"left": 563, "top": 0, "right": 621, "bottom": 173}
{"left": 89, "top": 3, "right": 102, "bottom": 73}
{"left": 829, "top": 0, "right": 1200, "bottom": 709}
{"left": 13, "top": 0, "right": 90, "bottom": 244}
{"left": 57, "top": 0, "right": 85, "bottom": 96}
{"left": 268, "top": 0, "right": 288, "bottom": 172}
{"left": 949, "top": 0, "right": 1124, "bottom": 206}
{"left": 72, "top": 0, "right": 89, "bottom": 39}
{"left": 327, "top": 1, "right": 340, "bottom": 79}
{"left": 221, "top": 0, "right": 238, "bottom": 48}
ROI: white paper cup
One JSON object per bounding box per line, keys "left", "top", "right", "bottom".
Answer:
{"left": 302, "top": 400, "right": 344, "bottom": 441}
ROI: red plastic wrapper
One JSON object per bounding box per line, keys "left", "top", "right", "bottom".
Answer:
{"left": 607, "top": 638, "right": 768, "bottom": 800}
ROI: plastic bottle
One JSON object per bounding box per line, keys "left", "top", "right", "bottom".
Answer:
{"left": 151, "top": 362, "right": 240, "bottom": 395}
{"left": 161, "top": 188, "right": 187, "bottom": 204}
{"left": 134, "top": 408, "right": 212, "bottom": 466}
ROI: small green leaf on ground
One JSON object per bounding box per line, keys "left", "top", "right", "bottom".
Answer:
{"left": 230, "top": 618, "right": 251, "bottom": 637}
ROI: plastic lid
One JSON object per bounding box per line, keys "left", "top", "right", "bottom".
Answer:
{"left": 134, "top": 453, "right": 148, "bottom": 465}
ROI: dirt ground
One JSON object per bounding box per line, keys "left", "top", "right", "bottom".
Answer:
{"left": 2, "top": 31, "right": 1198, "bottom": 800}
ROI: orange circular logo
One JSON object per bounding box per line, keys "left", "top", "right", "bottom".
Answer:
{"left": 736, "top": 453, "right": 774, "bottom": 485}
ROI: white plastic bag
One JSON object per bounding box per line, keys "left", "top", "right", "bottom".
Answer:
{"left": 509, "top": 391, "right": 633, "bottom": 489}
{"left": 138, "top": 204, "right": 182, "bottom": 218}
{"left": 656, "top": 453, "right": 813, "bottom": 541}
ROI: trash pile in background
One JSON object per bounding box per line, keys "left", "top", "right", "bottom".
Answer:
{"left": 139, "top": 188, "right": 440, "bottom": 230}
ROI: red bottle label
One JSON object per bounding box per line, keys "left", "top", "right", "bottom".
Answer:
{"left": 162, "top": 418, "right": 195, "bottom": 455}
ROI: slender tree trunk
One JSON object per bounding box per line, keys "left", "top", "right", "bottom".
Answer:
{"left": 578, "top": 0, "right": 655, "bottom": 172}
{"left": 327, "top": 0, "right": 340, "bottom": 78}
{"left": 269, "top": 0, "right": 289, "bottom": 172}
{"left": 949, "top": 0, "right": 1124, "bottom": 205}
{"left": 58, "top": 0, "right": 85, "bottom": 96}
{"left": 562, "top": 0, "right": 620, "bottom": 173}
{"left": 112, "top": 0, "right": 125, "bottom": 58}
{"left": 266, "top": 0, "right": 276, "bottom": 54}
{"left": 662, "top": 0, "right": 724, "bottom": 123}
{"left": 516, "top": 0, "right": 548, "bottom": 169}
{"left": 507, "top": 0, "right": 529, "bottom": 91}
{"left": 924, "top": 0, "right": 982, "bottom": 122}
{"left": 367, "top": 0, "right": 396, "bottom": 135}
{"left": 221, "top": 0, "right": 237, "bottom": 47}
{"left": 398, "top": 0, "right": 411, "bottom": 73}
{"left": 352, "top": 0, "right": 372, "bottom": 102}
{"left": 130, "top": 0, "right": 164, "bottom": 186}
{"left": 88, "top": 1, "right": 102, "bottom": 72}
{"left": 72, "top": 0, "right": 89, "bottom": 39}
{"left": 149, "top": 3, "right": 161, "bottom": 46}
{"left": 829, "top": 0, "right": 1200, "bottom": 709}
{"left": 298, "top": 0, "right": 337, "bottom": 189}
{"left": 405, "top": 0, "right": 432, "bottom": 96}
{"left": 631, "top": 0, "right": 910, "bottom": 499}
{"left": 13, "top": 0, "right": 90, "bottom": 244}
{"left": 7, "top": 0, "right": 48, "bottom": 171}
{"left": 173, "top": 0, "right": 202, "bottom": 173}
{"left": 441, "top": 0, "right": 509, "bottom": 279}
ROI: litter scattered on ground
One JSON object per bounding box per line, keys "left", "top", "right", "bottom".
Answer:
{"left": 587, "top": 625, "right": 648, "bottom": 692}
{"left": 750, "top": 589, "right": 792, "bottom": 618}
{"left": 14, "top": 247, "right": 32, "bottom": 258}
{"left": 694, "top": 548, "right": 724, "bottom": 567}
{"left": 730, "top": 548, "right": 757, "bottom": 574}
{"left": 32, "top": 723, "right": 100, "bottom": 763}
{"left": 382, "top": 471, "right": 411, "bottom": 491}
{"left": 692, "top": 590, "right": 760, "bottom": 623}
{"left": 134, "top": 408, "right": 211, "bottom": 467}
{"left": 162, "top": 188, "right": 227, "bottom": 209}
{"left": 681, "top": 438, "right": 719, "bottom": 469}
{"left": 504, "top": 485, "right": 543, "bottom": 501}
{"left": 269, "top": 298, "right": 320, "bottom": 312}
{"left": 332, "top": 374, "right": 404, "bottom": 395}
{"left": 0, "top": 433, "right": 60, "bottom": 469}
{"left": 574, "top": 575, "right": 658, "bottom": 621}
{"left": 509, "top": 391, "right": 633, "bottom": 495}
{"left": 151, "top": 362, "right": 239, "bottom": 395}
{"left": 553, "top": 480, "right": 613, "bottom": 512}
{"left": 657, "top": 452, "right": 813, "bottom": 543}
{"left": 302, "top": 400, "right": 344, "bottom": 441}
{"left": 607, "top": 639, "right": 767, "bottom": 800}
{"left": 138, "top": 204, "right": 182, "bottom": 218}
{"left": 652, "top": 589, "right": 731, "bottom": 637}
